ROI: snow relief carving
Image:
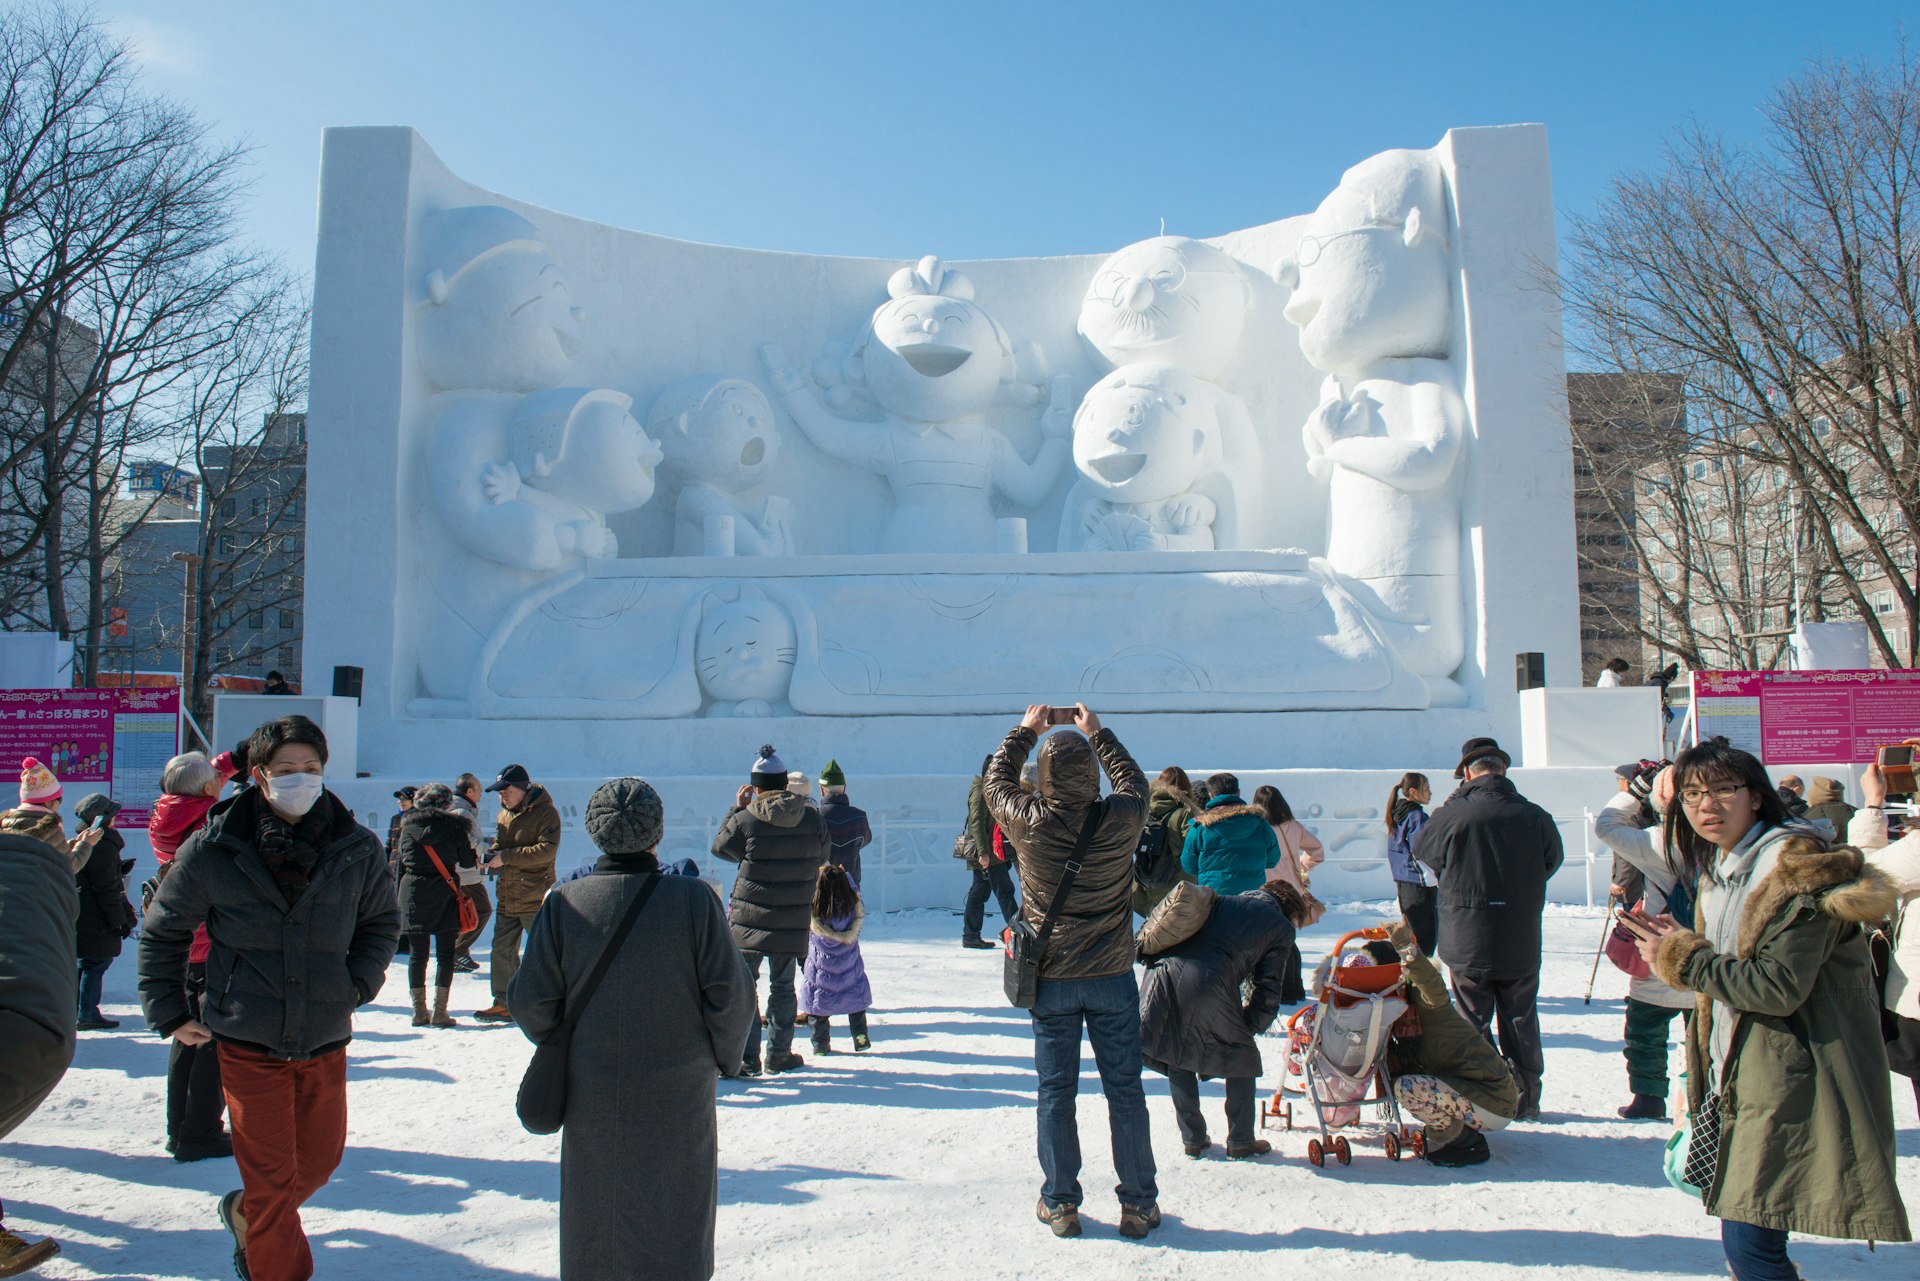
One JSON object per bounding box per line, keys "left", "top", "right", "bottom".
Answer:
{"left": 1277, "top": 148, "right": 1466, "bottom": 704}
{"left": 649, "top": 376, "right": 794, "bottom": 557}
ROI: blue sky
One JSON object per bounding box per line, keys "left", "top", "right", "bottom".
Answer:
{"left": 94, "top": 0, "right": 1919, "bottom": 271}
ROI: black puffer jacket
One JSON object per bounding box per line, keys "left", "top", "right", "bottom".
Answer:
{"left": 395, "top": 803, "right": 478, "bottom": 935}
{"left": 73, "top": 794, "right": 134, "bottom": 961}
{"left": 1412, "top": 773, "right": 1564, "bottom": 980}
{"left": 1138, "top": 885, "right": 1293, "bottom": 1079}
{"left": 0, "top": 832, "right": 78, "bottom": 1139}
{"left": 712, "top": 790, "right": 829, "bottom": 957}
{"left": 138, "top": 787, "right": 401, "bottom": 1060}
{"left": 986, "top": 725, "right": 1147, "bottom": 982}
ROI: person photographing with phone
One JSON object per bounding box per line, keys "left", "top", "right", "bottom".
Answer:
{"left": 984, "top": 703, "right": 1158, "bottom": 1242}
{"left": 1617, "top": 738, "right": 1908, "bottom": 1279}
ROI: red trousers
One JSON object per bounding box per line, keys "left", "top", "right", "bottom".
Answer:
{"left": 218, "top": 1043, "right": 348, "bottom": 1281}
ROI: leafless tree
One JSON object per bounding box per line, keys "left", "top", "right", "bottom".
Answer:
{"left": 1559, "top": 47, "right": 1920, "bottom": 669}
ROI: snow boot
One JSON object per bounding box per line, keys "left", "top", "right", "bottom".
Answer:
{"left": 473, "top": 1002, "right": 512, "bottom": 1024}
{"left": 173, "top": 1134, "right": 234, "bottom": 1163}
{"left": 217, "top": 1189, "right": 251, "bottom": 1280}
{"left": 1226, "top": 1139, "right": 1273, "bottom": 1160}
{"left": 1617, "top": 1094, "right": 1665, "bottom": 1120}
{"left": 430, "top": 988, "right": 457, "bottom": 1027}
{"left": 410, "top": 988, "right": 430, "bottom": 1027}
{"left": 961, "top": 937, "right": 996, "bottom": 950}
{"left": 765, "top": 1051, "right": 806, "bottom": 1074}
{"left": 852, "top": 1032, "right": 871, "bottom": 1052}
{"left": 1182, "top": 1134, "right": 1211, "bottom": 1158}
{"left": 0, "top": 1224, "right": 60, "bottom": 1278}
{"left": 1035, "top": 1197, "right": 1081, "bottom": 1238}
{"left": 1118, "top": 1202, "right": 1161, "bottom": 1240}
{"left": 1424, "top": 1127, "right": 1491, "bottom": 1168}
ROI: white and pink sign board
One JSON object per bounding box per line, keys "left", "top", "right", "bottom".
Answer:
{"left": 1691, "top": 669, "right": 1920, "bottom": 764}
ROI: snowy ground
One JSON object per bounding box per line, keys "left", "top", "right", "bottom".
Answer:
{"left": 3, "top": 903, "right": 1916, "bottom": 1281}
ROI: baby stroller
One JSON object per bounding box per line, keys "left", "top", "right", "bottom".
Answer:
{"left": 1261, "top": 926, "right": 1423, "bottom": 1166}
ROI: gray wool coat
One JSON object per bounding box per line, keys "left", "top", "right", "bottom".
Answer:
{"left": 508, "top": 859, "right": 756, "bottom": 1281}
{"left": 0, "top": 833, "right": 78, "bottom": 1139}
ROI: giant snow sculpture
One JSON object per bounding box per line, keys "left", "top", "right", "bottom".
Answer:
{"left": 302, "top": 125, "right": 1580, "bottom": 774}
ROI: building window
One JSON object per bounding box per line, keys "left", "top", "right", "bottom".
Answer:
{"left": 251, "top": 496, "right": 266, "bottom": 518}
{"left": 249, "top": 610, "right": 263, "bottom": 630}
{"left": 279, "top": 609, "right": 294, "bottom": 629}
{"left": 1812, "top": 416, "right": 1831, "bottom": 438}
{"left": 216, "top": 611, "right": 232, "bottom": 630}
{"left": 1873, "top": 590, "right": 1895, "bottom": 615}
{"left": 221, "top": 497, "right": 235, "bottom": 518}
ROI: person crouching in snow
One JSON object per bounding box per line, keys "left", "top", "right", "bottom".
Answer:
{"left": 800, "top": 863, "right": 872, "bottom": 1053}
{"left": 1136, "top": 878, "right": 1300, "bottom": 1159}
{"left": 1375, "top": 919, "right": 1520, "bottom": 1167}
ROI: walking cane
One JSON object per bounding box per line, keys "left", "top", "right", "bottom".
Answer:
{"left": 1583, "top": 895, "right": 1616, "bottom": 1005}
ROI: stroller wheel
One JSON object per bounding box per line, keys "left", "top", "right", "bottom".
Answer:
{"left": 1306, "top": 1138, "right": 1325, "bottom": 1167}
{"left": 1384, "top": 1133, "right": 1401, "bottom": 1162}
{"left": 1333, "top": 1135, "right": 1352, "bottom": 1165}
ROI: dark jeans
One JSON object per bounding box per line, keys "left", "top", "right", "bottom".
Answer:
{"left": 1165, "top": 1069, "right": 1254, "bottom": 1148}
{"left": 742, "top": 953, "right": 799, "bottom": 1062}
{"left": 407, "top": 930, "right": 456, "bottom": 989}
{"left": 1721, "top": 1220, "right": 1796, "bottom": 1281}
{"left": 1030, "top": 970, "right": 1157, "bottom": 1209}
{"left": 77, "top": 957, "right": 112, "bottom": 1019}
{"left": 1623, "top": 997, "right": 1686, "bottom": 1097}
{"left": 1452, "top": 969, "right": 1544, "bottom": 1102}
{"left": 810, "top": 1010, "right": 868, "bottom": 1050}
{"left": 962, "top": 861, "right": 1018, "bottom": 941}
{"left": 454, "top": 881, "right": 492, "bottom": 962}
{"left": 167, "top": 963, "right": 226, "bottom": 1148}
{"left": 1395, "top": 882, "right": 1439, "bottom": 956}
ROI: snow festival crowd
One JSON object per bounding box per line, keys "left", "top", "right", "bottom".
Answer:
{"left": 0, "top": 703, "right": 1915, "bottom": 1281}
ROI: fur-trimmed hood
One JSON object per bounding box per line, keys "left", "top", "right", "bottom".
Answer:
{"left": 1654, "top": 838, "right": 1898, "bottom": 987}
{"left": 810, "top": 900, "right": 864, "bottom": 944}
{"left": 0, "top": 804, "right": 65, "bottom": 848}
{"left": 1193, "top": 801, "right": 1263, "bottom": 828}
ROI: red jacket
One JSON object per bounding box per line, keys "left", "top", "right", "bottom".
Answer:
{"left": 147, "top": 752, "right": 237, "bottom": 964}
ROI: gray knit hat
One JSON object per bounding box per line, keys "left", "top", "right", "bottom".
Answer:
{"left": 584, "top": 777, "right": 665, "bottom": 856}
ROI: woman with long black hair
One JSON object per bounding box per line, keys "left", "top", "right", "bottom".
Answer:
{"left": 1620, "top": 739, "right": 1909, "bottom": 1279}
{"left": 1384, "top": 772, "right": 1437, "bottom": 954}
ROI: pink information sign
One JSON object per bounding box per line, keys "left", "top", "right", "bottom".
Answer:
{"left": 1691, "top": 669, "right": 1920, "bottom": 765}
{"left": 0, "top": 688, "right": 180, "bottom": 827}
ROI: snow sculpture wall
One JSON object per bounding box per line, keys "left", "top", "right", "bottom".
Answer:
{"left": 304, "top": 125, "right": 1579, "bottom": 780}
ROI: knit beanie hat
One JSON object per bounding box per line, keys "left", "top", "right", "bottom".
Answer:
{"left": 819, "top": 758, "right": 846, "bottom": 788}
{"left": 19, "top": 757, "right": 60, "bottom": 806}
{"left": 584, "top": 777, "right": 665, "bottom": 856}
{"left": 750, "top": 744, "right": 787, "bottom": 789}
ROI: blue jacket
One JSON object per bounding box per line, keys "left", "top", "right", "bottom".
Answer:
{"left": 1180, "top": 796, "right": 1280, "bottom": 896}
{"left": 1387, "top": 802, "right": 1429, "bottom": 884}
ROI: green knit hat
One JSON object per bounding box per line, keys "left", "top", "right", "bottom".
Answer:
{"left": 819, "top": 758, "right": 846, "bottom": 787}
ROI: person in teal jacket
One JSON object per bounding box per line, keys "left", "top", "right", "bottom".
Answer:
{"left": 1180, "top": 774, "right": 1281, "bottom": 895}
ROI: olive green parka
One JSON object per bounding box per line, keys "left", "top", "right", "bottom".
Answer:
{"left": 1653, "top": 841, "right": 1910, "bottom": 1244}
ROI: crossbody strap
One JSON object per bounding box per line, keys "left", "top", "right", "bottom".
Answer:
{"left": 1033, "top": 803, "right": 1105, "bottom": 951}
{"left": 564, "top": 872, "right": 661, "bottom": 1031}
{"left": 423, "top": 843, "right": 461, "bottom": 895}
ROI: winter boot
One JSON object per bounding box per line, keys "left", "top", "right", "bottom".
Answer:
{"left": 1035, "top": 1197, "right": 1081, "bottom": 1238}
{"left": 1182, "top": 1134, "right": 1211, "bottom": 1158}
{"left": 961, "top": 937, "right": 996, "bottom": 950}
{"left": 765, "top": 1051, "right": 806, "bottom": 1074}
{"left": 473, "top": 1002, "right": 513, "bottom": 1024}
{"left": 76, "top": 1013, "right": 119, "bottom": 1031}
{"left": 1226, "top": 1139, "right": 1273, "bottom": 1160}
{"left": 410, "top": 988, "right": 430, "bottom": 1027}
{"left": 173, "top": 1134, "right": 234, "bottom": 1163}
{"left": 0, "top": 1223, "right": 60, "bottom": 1277}
{"left": 1117, "top": 1202, "right": 1161, "bottom": 1240}
{"left": 852, "top": 1032, "right": 871, "bottom": 1052}
{"left": 1424, "top": 1127, "right": 1491, "bottom": 1168}
{"left": 430, "top": 988, "right": 457, "bottom": 1027}
{"left": 1617, "top": 1093, "right": 1665, "bottom": 1120}
{"left": 217, "top": 1189, "right": 251, "bottom": 1280}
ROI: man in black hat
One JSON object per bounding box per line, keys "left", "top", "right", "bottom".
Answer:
{"left": 386, "top": 786, "right": 417, "bottom": 868}
{"left": 475, "top": 764, "right": 560, "bottom": 1023}
{"left": 1411, "top": 736, "right": 1563, "bottom": 1120}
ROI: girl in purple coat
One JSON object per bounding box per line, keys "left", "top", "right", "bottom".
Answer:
{"left": 800, "top": 864, "right": 872, "bottom": 1053}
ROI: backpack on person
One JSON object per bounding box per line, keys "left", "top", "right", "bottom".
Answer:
{"left": 1132, "top": 811, "right": 1180, "bottom": 900}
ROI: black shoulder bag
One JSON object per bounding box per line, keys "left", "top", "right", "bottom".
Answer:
{"left": 1003, "top": 804, "right": 1104, "bottom": 1009}
{"left": 516, "top": 872, "right": 661, "bottom": 1134}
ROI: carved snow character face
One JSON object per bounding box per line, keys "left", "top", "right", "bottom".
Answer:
{"left": 414, "top": 207, "right": 586, "bottom": 393}
{"left": 1078, "top": 237, "right": 1250, "bottom": 379}
{"left": 510, "top": 388, "right": 663, "bottom": 516}
{"left": 858, "top": 256, "right": 1012, "bottom": 423}
{"left": 650, "top": 376, "right": 780, "bottom": 493}
{"left": 695, "top": 586, "right": 797, "bottom": 704}
{"left": 1072, "top": 364, "right": 1212, "bottom": 505}
{"left": 1276, "top": 149, "right": 1453, "bottom": 377}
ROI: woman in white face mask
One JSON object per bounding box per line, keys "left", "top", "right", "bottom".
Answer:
{"left": 135, "top": 714, "right": 401, "bottom": 1281}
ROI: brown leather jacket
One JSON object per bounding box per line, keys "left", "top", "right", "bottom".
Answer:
{"left": 985, "top": 725, "right": 1147, "bottom": 982}
{"left": 493, "top": 786, "right": 561, "bottom": 917}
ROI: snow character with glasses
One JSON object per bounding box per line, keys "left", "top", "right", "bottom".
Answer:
{"left": 1277, "top": 148, "right": 1466, "bottom": 704}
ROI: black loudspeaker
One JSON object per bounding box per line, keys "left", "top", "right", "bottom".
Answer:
{"left": 332, "top": 665, "right": 364, "bottom": 702}
{"left": 1515, "top": 652, "right": 1546, "bottom": 692}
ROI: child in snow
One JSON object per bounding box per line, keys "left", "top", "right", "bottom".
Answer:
{"left": 799, "top": 864, "right": 872, "bottom": 1053}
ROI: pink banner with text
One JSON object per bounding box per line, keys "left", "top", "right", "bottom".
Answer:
{"left": 0, "top": 688, "right": 180, "bottom": 827}
{"left": 1691, "top": 669, "right": 1920, "bottom": 765}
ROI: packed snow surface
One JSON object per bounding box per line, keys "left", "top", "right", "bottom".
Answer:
{"left": 4, "top": 903, "right": 1915, "bottom": 1279}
